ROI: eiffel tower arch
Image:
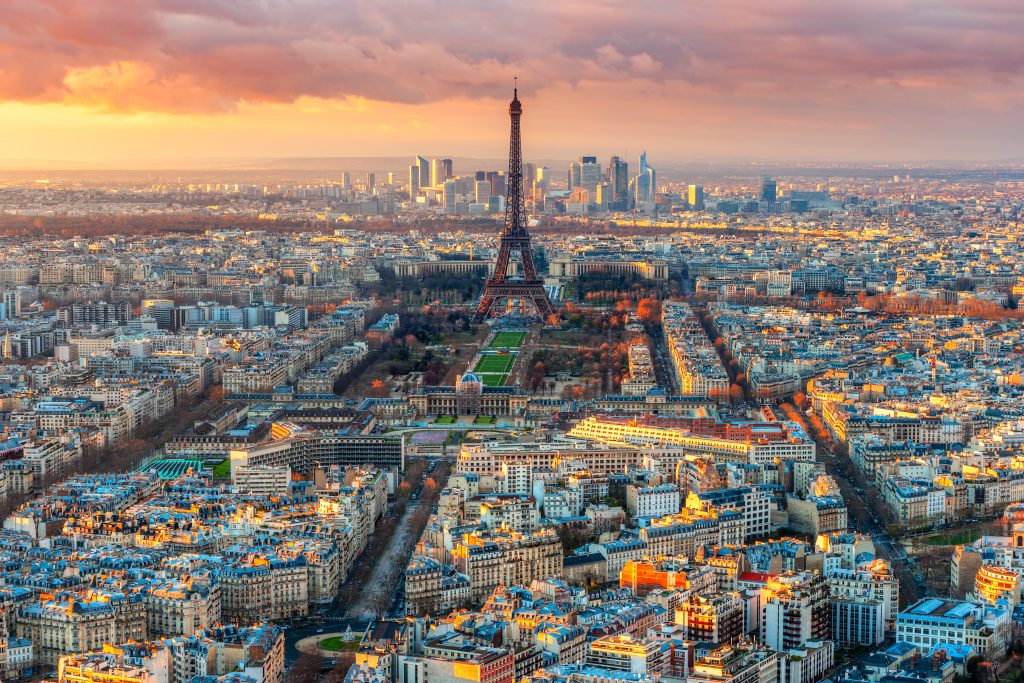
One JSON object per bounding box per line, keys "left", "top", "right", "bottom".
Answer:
{"left": 473, "top": 87, "right": 555, "bottom": 323}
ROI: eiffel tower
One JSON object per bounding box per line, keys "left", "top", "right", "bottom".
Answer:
{"left": 473, "top": 85, "right": 555, "bottom": 323}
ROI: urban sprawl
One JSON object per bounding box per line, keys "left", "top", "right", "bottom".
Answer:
{"left": 0, "top": 141, "right": 1023, "bottom": 683}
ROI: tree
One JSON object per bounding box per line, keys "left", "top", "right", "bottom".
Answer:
{"left": 369, "top": 379, "right": 388, "bottom": 398}
{"left": 287, "top": 652, "right": 323, "bottom": 683}
{"left": 636, "top": 297, "right": 663, "bottom": 325}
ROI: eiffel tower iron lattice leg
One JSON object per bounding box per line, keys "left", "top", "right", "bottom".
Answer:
{"left": 473, "top": 85, "right": 555, "bottom": 324}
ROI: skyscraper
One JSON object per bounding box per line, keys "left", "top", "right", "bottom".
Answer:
{"left": 416, "top": 156, "right": 430, "bottom": 191}
{"left": 366, "top": 172, "right": 375, "bottom": 191}
{"left": 634, "top": 151, "right": 656, "bottom": 205}
{"left": 408, "top": 164, "right": 420, "bottom": 199}
{"left": 430, "top": 158, "right": 453, "bottom": 187}
{"left": 488, "top": 171, "right": 506, "bottom": 197}
{"left": 536, "top": 167, "right": 552, "bottom": 195}
{"left": 760, "top": 176, "right": 777, "bottom": 202}
{"left": 688, "top": 184, "right": 705, "bottom": 211}
{"left": 430, "top": 158, "right": 441, "bottom": 188}
{"left": 523, "top": 162, "right": 536, "bottom": 198}
{"left": 340, "top": 171, "right": 351, "bottom": 189}
{"left": 475, "top": 180, "right": 491, "bottom": 203}
{"left": 567, "top": 162, "right": 581, "bottom": 191}
{"left": 579, "top": 157, "right": 600, "bottom": 193}
{"left": 608, "top": 156, "right": 629, "bottom": 207}
{"left": 442, "top": 179, "right": 457, "bottom": 213}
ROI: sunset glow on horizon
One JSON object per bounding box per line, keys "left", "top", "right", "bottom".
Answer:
{"left": 2, "top": 0, "right": 1023, "bottom": 166}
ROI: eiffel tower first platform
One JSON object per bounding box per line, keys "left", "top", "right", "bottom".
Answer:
{"left": 472, "top": 86, "right": 555, "bottom": 323}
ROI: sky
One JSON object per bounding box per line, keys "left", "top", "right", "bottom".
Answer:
{"left": 1, "top": 0, "right": 1023, "bottom": 167}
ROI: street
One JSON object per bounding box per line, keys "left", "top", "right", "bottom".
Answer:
{"left": 809, "top": 415, "right": 928, "bottom": 605}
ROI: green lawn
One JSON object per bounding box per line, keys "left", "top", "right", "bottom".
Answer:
{"left": 489, "top": 331, "right": 526, "bottom": 348}
{"left": 475, "top": 353, "right": 516, "bottom": 374}
{"left": 319, "top": 636, "right": 361, "bottom": 652}
{"left": 212, "top": 458, "right": 231, "bottom": 479}
{"left": 473, "top": 415, "right": 495, "bottom": 425}
{"left": 921, "top": 525, "right": 989, "bottom": 546}
{"left": 479, "top": 373, "right": 508, "bottom": 387}
{"left": 435, "top": 415, "right": 455, "bottom": 425}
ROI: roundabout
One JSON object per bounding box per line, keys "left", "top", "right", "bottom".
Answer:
{"left": 295, "top": 630, "right": 362, "bottom": 657}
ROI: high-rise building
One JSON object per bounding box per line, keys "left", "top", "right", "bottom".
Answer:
{"left": 523, "top": 162, "right": 536, "bottom": 198}
{"left": 387, "top": 172, "right": 395, "bottom": 186}
{"left": 567, "top": 162, "right": 580, "bottom": 191}
{"left": 536, "top": 167, "right": 551, "bottom": 194}
{"left": 430, "top": 158, "right": 453, "bottom": 187}
{"left": 474, "top": 180, "right": 491, "bottom": 204}
{"left": 0, "top": 290, "right": 20, "bottom": 320}
{"left": 430, "top": 158, "right": 441, "bottom": 187}
{"left": 408, "top": 164, "right": 420, "bottom": 200}
{"left": 760, "top": 572, "right": 830, "bottom": 650}
{"left": 688, "top": 184, "right": 705, "bottom": 211}
{"left": 608, "top": 156, "right": 629, "bottom": 207}
{"left": 366, "top": 172, "right": 375, "bottom": 191}
{"left": 340, "top": 171, "right": 350, "bottom": 189}
{"left": 142, "top": 299, "right": 176, "bottom": 330}
{"left": 579, "top": 157, "right": 600, "bottom": 193}
{"left": 416, "top": 156, "right": 430, "bottom": 191}
{"left": 634, "top": 151, "right": 656, "bottom": 205}
{"left": 488, "top": 171, "right": 506, "bottom": 198}
{"left": 760, "top": 176, "right": 777, "bottom": 202}
{"left": 442, "top": 179, "right": 457, "bottom": 213}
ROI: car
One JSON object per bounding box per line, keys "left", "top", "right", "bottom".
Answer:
{"left": 316, "top": 629, "right": 324, "bottom": 633}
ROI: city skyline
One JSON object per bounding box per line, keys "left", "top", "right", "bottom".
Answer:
{"left": 2, "top": 3, "right": 1024, "bottom": 681}
{"left": 2, "top": 1, "right": 1024, "bottom": 167}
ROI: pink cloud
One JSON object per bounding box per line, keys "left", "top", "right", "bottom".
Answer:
{"left": 0, "top": 0, "right": 1020, "bottom": 113}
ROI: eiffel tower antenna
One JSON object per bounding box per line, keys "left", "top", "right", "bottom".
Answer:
{"left": 473, "top": 83, "right": 555, "bottom": 323}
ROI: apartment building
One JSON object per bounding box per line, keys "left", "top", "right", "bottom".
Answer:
{"left": 760, "top": 572, "right": 831, "bottom": 651}
{"left": 626, "top": 484, "right": 681, "bottom": 519}
{"left": 18, "top": 593, "right": 147, "bottom": 666}
{"left": 895, "top": 598, "right": 1009, "bottom": 660}
{"left": 450, "top": 529, "right": 563, "bottom": 601}
{"left": 219, "top": 556, "right": 309, "bottom": 624}
{"left": 145, "top": 580, "right": 222, "bottom": 638}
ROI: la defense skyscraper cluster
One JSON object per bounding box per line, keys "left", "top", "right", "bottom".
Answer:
{"left": 473, "top": 87, "right": 555, "bottom": 322}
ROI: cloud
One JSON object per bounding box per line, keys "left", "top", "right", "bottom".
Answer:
{"left": 0, "top": 0, "right": 1021, "bottom": 114}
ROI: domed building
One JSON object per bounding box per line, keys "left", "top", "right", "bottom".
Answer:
{"left": 456, "top": 370, "right": 483, "bottom": 393}
{"left": 456, "top": 371, "right": 483, "bottom": 415}
{"left": 408, "top": 367, "right": 527, "bottom": 419}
